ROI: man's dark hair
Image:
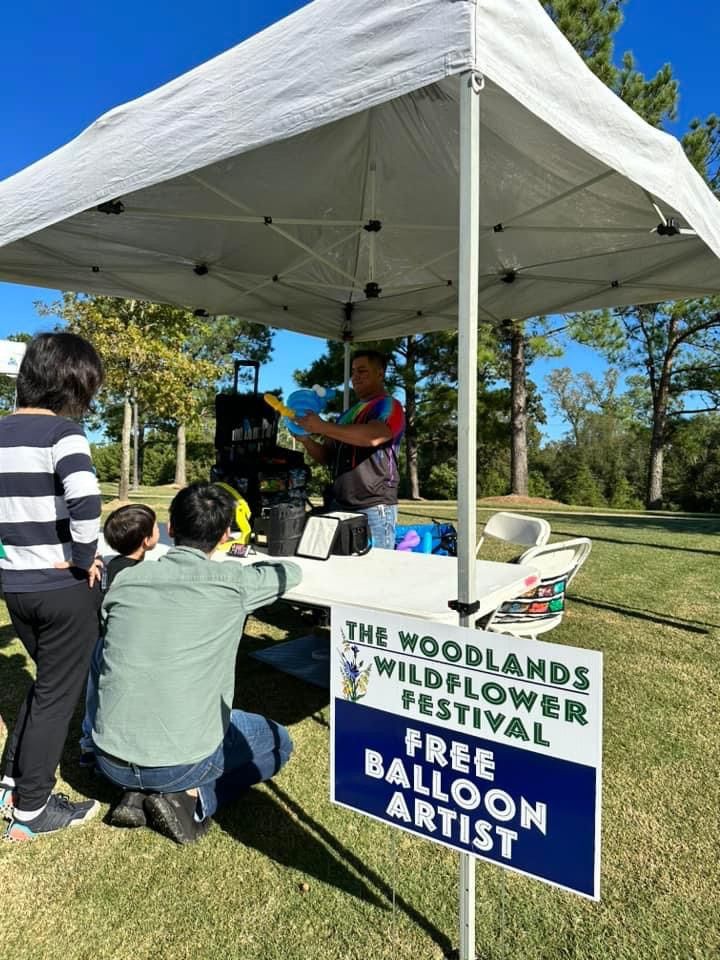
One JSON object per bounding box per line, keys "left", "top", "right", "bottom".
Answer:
{"left": 16, "top": 332, "right": 104, "bottom": 417}
{"left": 169, "top": 483, "right": 234, "bottom": 553}
{"left": 351, "top": 349, "right": 388, "bottom": 374}
{"left": 104, "top": 504, "right": 157, "bottom": 556}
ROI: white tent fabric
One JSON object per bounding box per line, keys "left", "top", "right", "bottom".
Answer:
{"left": 1, "top": 0, "right": 720, "bottom": 340}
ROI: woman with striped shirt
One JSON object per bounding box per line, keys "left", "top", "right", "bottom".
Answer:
{"left": 0, "top": 333, "right": 104, "bottom": 841}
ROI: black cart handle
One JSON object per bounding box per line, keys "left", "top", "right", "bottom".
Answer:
{"left": 233, "top": 360, "right": 260, "bottom": 395}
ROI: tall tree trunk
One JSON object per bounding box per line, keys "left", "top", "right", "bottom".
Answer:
{"left": 509, "top": 322, "right": 529, "bottom": 496}
{"left": 404, "top": 336, "right": 421, "bottom": 499}
{"left": 118, "top": 395, "right": 132, "bottom": 501}
{"left": 138, "top": 423, "right": 146, "bottom": 483}
{"left": 646, "top": 370, "right": 670, "bottom": 510}
{"left": 131, "top": 398, "right": 140, "bottom": 491}
{"left": 175, "top": 422, "right": 187, "bottom": 487}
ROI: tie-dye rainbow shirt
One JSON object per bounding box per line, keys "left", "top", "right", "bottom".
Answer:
{"left": 330, "top": 394, "right": 405, "bottom": 508}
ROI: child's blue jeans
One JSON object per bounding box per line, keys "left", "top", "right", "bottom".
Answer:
{"left": 79, "top": 634, "right": 104, "bottom": 753}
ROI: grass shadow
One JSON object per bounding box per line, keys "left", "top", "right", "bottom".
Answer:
{"left": 212, "top": 787, "right": 388, "bottom": 911}
{"left": 559, "top": 513, "right": 720, "bottom": 536}
{"left": 214, "top": 781, "right": 453, "bottom": 957}
{"left": 572, "top": 595, "right": 718, "bottom": 634}
{"left": 559, "top": 529, "right": 720, "bottom": 557}
{"left": 234, "top": 636, "right": 330, "bottom": 728}
{"left": 0, "top": 623, "right": 33, "bottom": 770}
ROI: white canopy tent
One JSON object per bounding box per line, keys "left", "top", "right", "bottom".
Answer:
{"left": 1, "top": 0, "right": 720, "bottom": 328}
{"left": 3, "top": 0, "right": 720, "bottom": 951}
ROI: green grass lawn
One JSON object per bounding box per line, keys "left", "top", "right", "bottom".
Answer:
{"left": 1, "top": 504, "right": 718, "bottom": 960}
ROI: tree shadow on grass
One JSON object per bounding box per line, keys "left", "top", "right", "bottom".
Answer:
{"left": 213, "top": 781, "right": 453, "bottom": 957}
{"left": 572, "top": 595, "right": 719, "bottom": 634}
{"left": 560, "top": 513, "right": 720, "bottom": 536}
{"left": 559, "top": 529, "right": 720, "bottom": 557}
{"left": 545, "top": 511, "right": 720, "bottom": 555}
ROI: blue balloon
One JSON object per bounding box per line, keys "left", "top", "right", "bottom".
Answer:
{"left": 284, "top": 388, "right": 335, "bottom": 436}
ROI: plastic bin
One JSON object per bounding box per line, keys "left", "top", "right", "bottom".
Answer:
{"left": 267, "top": 503, "right": 307, "bottom": 556}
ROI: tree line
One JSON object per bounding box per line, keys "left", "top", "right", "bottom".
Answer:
{"left": 0, "top": 2, "right": 718, "bottom": 511}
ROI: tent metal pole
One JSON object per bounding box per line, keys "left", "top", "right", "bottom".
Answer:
{"left": 457, "top": 70, "right": 482, "bottom": 960}
{"left": 343, "top": 341, "right": 351, "bottom": 407}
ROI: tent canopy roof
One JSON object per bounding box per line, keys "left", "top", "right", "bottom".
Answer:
{"left": 1, "top": 0, "right": 719, "bottom": 341}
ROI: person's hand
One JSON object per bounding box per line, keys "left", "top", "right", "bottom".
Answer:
{"left": 296, "top": 411, "right": 325, "bottom": 435}
{"left": 54, "top": 555, "right": 104, "bottom": 588}
{"left": 85, "top": 555, "right": 104, "bottom": 589}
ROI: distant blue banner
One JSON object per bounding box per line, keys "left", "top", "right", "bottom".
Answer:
{"left": 333, "top": 699, "right": 599, "bottom": 898}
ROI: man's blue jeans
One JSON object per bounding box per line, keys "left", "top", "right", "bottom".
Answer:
{"left": 356, "top": 504, "right": 398, "bottom": 550}
{"left": 95, "top": 710, "right": 293, "bottom": 819}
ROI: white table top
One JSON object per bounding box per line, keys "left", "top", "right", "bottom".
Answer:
{"left": 219, "top": 547, "right": 539, "bottom": 625}
{"left": 99, "top": 531, "right": 539, "bottom": 626}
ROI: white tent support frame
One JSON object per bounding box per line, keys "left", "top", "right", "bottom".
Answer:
{"left": 333, "top": 75, "right": 483, "bottom": 957}
{"left": 457, "top": 69, "right": 482, "bottom": 960}
{"left": 343, "top": 341, "right": 351, "bottom": 408}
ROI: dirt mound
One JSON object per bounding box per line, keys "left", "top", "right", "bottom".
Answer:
{"left": 102, "top": 498, "right": 133, "bottom": 511}
{"left": 478, "top": 493, "right": 566, "bottom": 509}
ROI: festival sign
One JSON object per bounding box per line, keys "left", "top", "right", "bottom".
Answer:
{"left": 330, "top": 603, "right": 603, "bottom": 900}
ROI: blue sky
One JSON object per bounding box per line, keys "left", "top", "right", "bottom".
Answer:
{"left": 1, "top": 1, "right": 717, "bottom": 439}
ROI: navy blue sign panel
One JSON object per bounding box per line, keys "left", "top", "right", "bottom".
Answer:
{"left": 333, "top": 699, "right": 599, "bottom": 899}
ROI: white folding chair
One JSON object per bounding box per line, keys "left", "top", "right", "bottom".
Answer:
{"left": 479, "top": 537, "right": 592, "bottom": 639}
{"left": 476, "top": 511, "right": 551, "bottom": 555}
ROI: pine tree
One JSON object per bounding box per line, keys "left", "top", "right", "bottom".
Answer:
{"left": 502, "top": 1, "right": 682, "bottom": 496}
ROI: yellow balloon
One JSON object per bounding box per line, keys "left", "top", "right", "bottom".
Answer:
{"left": 263, "top": 393, "right": 295, "bottom": 419}
{"left": 214, "top": 482, "right": 252, "bottom": 546}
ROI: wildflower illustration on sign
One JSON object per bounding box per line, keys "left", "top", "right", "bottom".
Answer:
{"left": 338, "top": 633, "right": 373, "bottom": 702}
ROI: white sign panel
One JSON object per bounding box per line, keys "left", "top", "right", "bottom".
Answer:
{"left": 0, "top": 340, "right": 26, "bottom": 378}
{"left": 330, "top": 603, "right": 603, "bottom": 899}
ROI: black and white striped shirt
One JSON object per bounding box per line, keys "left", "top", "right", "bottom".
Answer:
{"left": 0, "top": 414, "right": 101, "bottom": 592}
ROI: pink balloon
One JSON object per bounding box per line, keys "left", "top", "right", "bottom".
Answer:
{"left": 396, "top": 530, "right": 420, "bottom": 551}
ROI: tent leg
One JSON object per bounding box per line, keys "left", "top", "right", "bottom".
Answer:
{"left": 343, "top": 341, "right": 351, "bottom": 408}
{"left": 456, "top": 70, "right": 481, "bottom": 960}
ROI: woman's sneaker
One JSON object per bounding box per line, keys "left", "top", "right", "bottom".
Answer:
{"left": 0, "top": 785, "right": 15, "bottom": 819}
{"left": 3, "top": 794, "right": 100, "bottom": 841}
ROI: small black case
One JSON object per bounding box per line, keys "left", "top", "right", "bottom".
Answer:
{"left": 296, "top": 511, "right": 371, "bottom": 560}
{"left": 330, "top": 511, "right": 371, "bottom": 556}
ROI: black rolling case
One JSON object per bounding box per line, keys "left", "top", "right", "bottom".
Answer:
{"left": 212, "top": 360, "right": 310, "bottom": 532}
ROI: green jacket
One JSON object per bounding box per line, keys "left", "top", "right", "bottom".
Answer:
{"left": 94, "top": 546, "right": 301, "bottom": 766}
